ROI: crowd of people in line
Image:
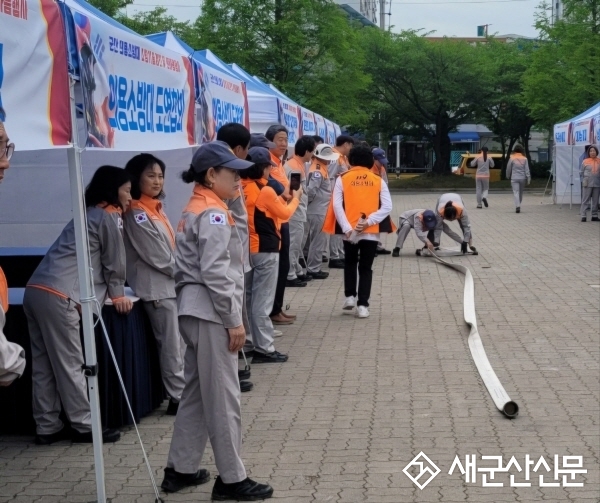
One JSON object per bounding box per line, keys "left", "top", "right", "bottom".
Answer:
{"left": 4, "top": 111, "right": 591, "bottom": 500}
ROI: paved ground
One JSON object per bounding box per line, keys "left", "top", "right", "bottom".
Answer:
{"left": 1, "top": 192, "right": 598, "bottom": 503}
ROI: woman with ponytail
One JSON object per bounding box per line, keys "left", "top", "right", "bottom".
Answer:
{"left": 470, "top": 146, "right": 494, "bottom": 208}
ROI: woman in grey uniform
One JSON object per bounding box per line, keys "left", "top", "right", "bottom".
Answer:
{"left": 436, "top": 193, "right": 475, "bottom": 254}
{"left": 470, "top": 146, "right": 494, "bottom": 208}
{"left": 124, "top": 154, "right": 186, "bottom": 415}
{"left": 506, "top": 145, "right": 531, "bottom": 213}
{"left": 24, "top": 166, "right": 133, "bottom": 445}
{"left": 160, "top": 141, "right": 273, "bottom": 501}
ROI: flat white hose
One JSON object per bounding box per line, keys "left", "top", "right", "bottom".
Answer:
{"left": 428, "top": 248, "right": 519, "bottom": 418}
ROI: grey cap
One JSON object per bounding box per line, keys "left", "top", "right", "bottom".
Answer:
{"left": 191, "top": 141, "right": 254, "bottom": 173}
{"left": 249, "top": 133, "right": 276, "bottom": 149}
{"left": 248, "top": 147, "right": 276, "bottom": 166}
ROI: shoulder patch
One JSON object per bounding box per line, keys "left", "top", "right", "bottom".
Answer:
{"left": 312, "top": 171, "right": 322, "bottom": 179}
{"left": 210, "top": 213, "right": 227, "bottom": 225}
{"left": 135, "top": 212, "right": 149, "bottom": 225}
{"left": 117, "top": 216, "right": 123, "bottom": 230}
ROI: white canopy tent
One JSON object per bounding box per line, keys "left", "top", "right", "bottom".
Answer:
{"left": 553, "top": 102, "right": 600, "bottom": 205}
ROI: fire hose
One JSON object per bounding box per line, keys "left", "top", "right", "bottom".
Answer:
{"left": 424, "top": 247, "right": 519, "bottom": 418}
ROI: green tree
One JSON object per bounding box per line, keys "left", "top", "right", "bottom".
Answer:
{"left": 522, "top": 0, "right": 600, "bottom": 130}
{"left": 193, "top": 0, "right": 371, "bottom": 128}
{"left": 87, "top": 0, "right": 132, "bottom": 18}
{"left": 116, "top": 7, "right": 195, "bottom": 44}
{"left": 364, "top": 31, "right": 494, "bottom": 174}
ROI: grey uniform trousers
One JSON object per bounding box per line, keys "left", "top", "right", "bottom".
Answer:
{"left": 143, "top": 298, "right": 185, "bottom": 403}
{"left": 23, "top": 287, "right": 91, "bottom": 435}
{"left": 511, "top": 179, "right": 526, "bottom": 208}
{"left": 288, "top": 219, "right": 305, "bottom": 280}
{"left": 246, "top": 253, "right": 279, "bottom": 354}
{"left": 581, "top": 187, "right": 600, "bottom": 218}
{"left": 394, "top": 221, "right": 413, "bottom": 250}
{"left": 306, "top": 213, "right": 328, "bottom": 273}
{"left": 329, "top": 234, "right": 345, "bottom": 260}
{"left": 167, "top": 316, "right": 246, "bottom": 484}
{"left": 476, "top": 178, "right": 489, "bottom": 206}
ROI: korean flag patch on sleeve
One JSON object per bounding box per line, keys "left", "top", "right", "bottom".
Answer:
{"left": 135, "top": 212, "right": 149, "bottom": 225}
{"left": 312, "top": 171, "right": 321, "bottom": 179}
{"left": 210, "top": 213, "right": 227, "bottom": 225}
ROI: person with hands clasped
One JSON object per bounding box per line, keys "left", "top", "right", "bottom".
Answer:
{"left": 24, "top": 166, "right": 132, "bottom": 445}
{"left": 123, "top": 154, "right": 186, "bottom": 416}
{"left": 161, "top": 142, "right": 273, "bottom": 501}
{"left": 506, "top": 145, "right": 531, "bottom": 213}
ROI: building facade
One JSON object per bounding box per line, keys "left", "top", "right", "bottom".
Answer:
{"left": 334, "top": 1, "right": 378, "bottom": 25}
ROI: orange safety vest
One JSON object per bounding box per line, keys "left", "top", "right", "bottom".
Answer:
{"left": 130, "top": 195, "right": 176, "bottom": 248}
{"left": 0, "top": 267, "right": 7, "bottom": 313}
{"left": 323, "top": 167, "right": 395, "bottom": 235}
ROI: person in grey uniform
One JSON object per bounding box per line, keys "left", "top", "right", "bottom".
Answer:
{"left": 505, "top": 145, "right": 531, "bottom": 213}
{"left": 124, "top": 154, "right": 186, "bottom": 415}
{"left": 470, "top": 147, "right": 494, "bottom": 208}
{"left": 306, "top": 144, "right": 339, "bottom": 279}
{"left": 24, "top": 166, "right": 132, "bottom": 445}
{"left": 392, "top": 209, "right": 463, "bottom": 256}
{"left": 285, "top": 135, "right": 315, "bottom": 286}
{"left": 579, "top": 145, "right": 600, "bottom": 222}
{"left": 436, "top": 193, "right": 475, "bottom": 254}
{"left": 160, "top": 142, "right": 273, "bottom": 501}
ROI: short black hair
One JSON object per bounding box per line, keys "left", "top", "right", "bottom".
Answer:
{"left": 265, "top": 124, "right": 288, "bottom": 141}
{"left": 217, "top": 123, "right": 251, "bottom": 149}
{"left": 125, "top": 153, "right": 166, "bottom": 200}
{"left": 444, "top": 201, "right": 457, "bottom": 220}
{"left": 85, "top": 166, "right": 131, "bottom": 209}
{"left": 348, "top": 145, "right": 373, "bottom": 168}
{"left": 513, "top": 145, "right": 525, "bottom": 154}
{"left": 335, "top": 135, "right": 354, "bottom": 147}
{"left": 312, "top": 135, "right": 324, "bottom": 144}
{"left": 240, "top": 163, "right": 271, "bottom": 180}
{"left": 295, "top": 135, "right": 316, "bottom": 156}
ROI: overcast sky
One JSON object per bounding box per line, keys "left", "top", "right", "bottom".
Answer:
{"left": 126, "top": 0, "right": 541, "bottom": 39}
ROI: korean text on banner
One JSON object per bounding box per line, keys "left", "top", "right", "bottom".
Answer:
{"left": 300, "top": 108, "right": 316, "bottom": 136}
{"left": 324, "top": 118, "right": 335, "bottom": 145}
{"left": 71, "top": 9, "right": 195, "bottom": 150}
{"left": 554, "top": 122, "right": 571, "bottom": 145}
{"left": 196, "top": 62, "right": 249, "bottom": 144}
{"left": 278, "top": 99, "right": 301, "bottom": 146}
{"left": 571, "top": 118, "right": 593, "bottom": 146}
{"left": 0, "top": 0, "right": 71, "bottom": 149}
{"left": 314, "top": 113, "right": 326, "bottom": 140}
{"left": 594, "top": 114, "right": 600, "bottom": 144}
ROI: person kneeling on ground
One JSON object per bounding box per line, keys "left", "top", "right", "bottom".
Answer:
{"left": 324, "top": 145, "right": 394, "bottom": 319}
{"left": 435, "top": 193, "right": 475, "bottom": 254}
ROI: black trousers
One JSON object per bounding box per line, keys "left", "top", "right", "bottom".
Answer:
{"left": 343, "top": 239, "right": 378, "bottom": 307}
{"left": 270, "top": 223, "right": 290, "bottom": 317}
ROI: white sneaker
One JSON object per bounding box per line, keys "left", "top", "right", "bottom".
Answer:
{"left": 273, "top": 330, "right": 283, "bottom": 338}
{"left": 342, "top": 296, "right": 356, "bottom": 313}
{"left": 356, "top": 306, "right": 370, "bottom": 318}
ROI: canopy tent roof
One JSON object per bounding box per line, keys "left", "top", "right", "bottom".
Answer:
{"left": 554, "top": 102, "right": 600, "bottom": 146}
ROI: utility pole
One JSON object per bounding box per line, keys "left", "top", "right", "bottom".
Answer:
{"left": 379, "top": 0, "right": 385, "bottom": 30}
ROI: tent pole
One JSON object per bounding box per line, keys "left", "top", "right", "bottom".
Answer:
{"left": 570, "top": 147, "right": 573, "bottom": 209}
{"left": 67, "top": 77, "right": 107, "bottom": 503}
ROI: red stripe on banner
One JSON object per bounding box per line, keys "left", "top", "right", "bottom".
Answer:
{"left": 241, "top": 82, "right": 250, "bottom": 130}
{"left": 40, "top": 0, "right": 71, "bottom": 145}
{"left": 183, "top": 57, "right": 195, "bottom": 145}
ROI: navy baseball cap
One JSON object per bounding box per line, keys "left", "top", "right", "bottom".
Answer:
{"left": 249, "top": 133, "right": 276, "bottom": 149}
{"left": 422, "top": 210, "right": 437, "bottom": 230}
{"left": 248, "top": 146, "right": 277, "bottom": 166}
{"left": 191, "top": 141, "right": 254, "bottom": 173}
{"left": 372, "top": 148, "right": 388, "bottom": 166}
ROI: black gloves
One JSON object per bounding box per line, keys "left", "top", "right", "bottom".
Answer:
{"left": 461, "top": 242, "right": 468, "bottom": 254}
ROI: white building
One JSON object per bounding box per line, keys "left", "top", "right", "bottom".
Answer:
{"left": 334, "top": 1, "right": 378, "bottom": 25}
{"left": 553, "top": 0, "right": 564, "bottom": 22}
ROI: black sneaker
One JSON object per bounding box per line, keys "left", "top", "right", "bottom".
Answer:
{"left": 307, "top": 271, "right": 329, "bottom": 280}
{"left": 581, "top": 217, "right": 586, "bottom": 222}
{"left": 251, "top": 351, "right": 288, "bottom": 364}
{"left": 239, "top": 350, "right": 255, "bottom": 360}
{"left": 516, "top": 207, "right": 521, "bottom": 213}
{"left": 34, "top": 427, "right": 71, "bottom": 445}
{"left": 286, "top": 278, "right": 307, "bottom": 287}
{"left": 299, "top": 257, "right": 307, "bottom": 269}
{"left": 392, "top": 248, "right": 400, "bottom": 257}
{"left": 161, "top": 467, "right": 210, "bottom": 493}
{"left": 211, "top": 476, "right": 274, "bottom": 501}
{"left": 328, "top": 259, "right": 345, "bottom": 269}
{"left": 592, "top": 217, "right": 600, "bottom": 221}
{"left": 482, "top": 198, "right": 488, "bottom": 207}
{"left": 238, "top": 368, "right": 251, "bottom": 381}
{"left": 376, "top": 248, "right": 391, "bottom": 255}
{"left": 296, "top": 274, "right": 312, "bottom": 282}
{"left": 240, "top": 380, "right": 254, "bottom": 392}
{"left": 72, "top": 428, "right": 121, "bottom": 444}
{"left": 166, "top": 399, "right": 179, "bottom": 416}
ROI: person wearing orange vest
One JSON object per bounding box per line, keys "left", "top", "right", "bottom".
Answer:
{"left": 24, "top": 166, "right": 131, "bottom": 445}
{"left": 161, "top": 142, "right": 274, "bottom": 500}
{"left": 327, "top": 135, "right": 355, "bottom": 269}
{"left": 0, "top": 116, "right": 26, "bottom": 387}
{"left": 124, "top": 154, "right": 186, "bottom": 415}
{"left": 435, "top": 193, "right": 474, "bottom": 253}
{"left": 265, "top": 125, "right": 298, "bottom": 325}
{"left": 505, "top": 145, "right": 531, "bottom": 213}
{"left": 579, "top": 145, "right": 600, "bottom": 222}
{"left": 324, "top": 145, "right": 394, "bottom": 318}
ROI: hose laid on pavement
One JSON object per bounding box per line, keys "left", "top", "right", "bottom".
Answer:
{"left": 427, "top": 247, "right": 519, "bottom": 418}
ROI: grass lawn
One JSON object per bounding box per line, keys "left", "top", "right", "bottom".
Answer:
{"left": 387, "top": 174, "right": 549, "bottom": 190}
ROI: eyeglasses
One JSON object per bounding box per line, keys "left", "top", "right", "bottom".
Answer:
{"left": 0, "top": 142, "right": 15, "bottom": 161}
